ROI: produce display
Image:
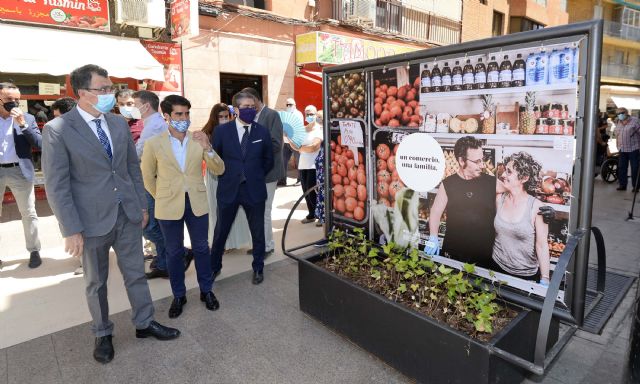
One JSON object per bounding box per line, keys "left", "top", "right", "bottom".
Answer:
{"left": 329, "top": 131, "right": 367, "bottom": 222}
{"left": 329, "top": 73, "right": 366, "bottom": 119}
{"left": 374, "top": 140, "right": 406, "bottom": 207}
{"left": 536, "top": 176, "right": 571, "bottom": 205}
{"left": 372, "top": 66, "right": 423, "bottom": 129}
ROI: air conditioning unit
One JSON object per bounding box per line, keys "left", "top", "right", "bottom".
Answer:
{"left": 344, "top": 0, "right": 376, "bottom": 25}
{"left": 116, "top": 0, "right": 166, "bottom": 28}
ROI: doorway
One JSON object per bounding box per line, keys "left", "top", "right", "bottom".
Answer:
{"left": 219, "top": 73, "right": 263, "bottom": 105}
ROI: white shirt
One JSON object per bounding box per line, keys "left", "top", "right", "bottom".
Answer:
{"left": 235, "top": 118, "right": 251, "bottom": 144}
{"left": 77, "top": 106, "right": 114, "bottom": 157}
{"left": 298, "top": 123, "right": 323, "bottom": 170}
{"left": 169, "top": 134, "right": 189, "bottom": 172}
{"left": 0, "top": 116, "right": 19, "bottom": 164}
{"left": 137, "top": 112, "right": 168, "bottom": 158}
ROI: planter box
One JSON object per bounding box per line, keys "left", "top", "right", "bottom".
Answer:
{"left": 298, "top": 254, "right": 559, "bottom": 384}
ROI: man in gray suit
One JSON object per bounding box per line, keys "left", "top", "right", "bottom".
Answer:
{"left": 42, "top": 64, "right": 180, "bottom": 364}
{"left": 241, "top": 87, "right": 284, "bottom": 256}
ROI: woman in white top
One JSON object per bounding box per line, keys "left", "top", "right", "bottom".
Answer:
{"left": 290, "top": 105, "right": 323, "bottom": 224}
{"left": 202, "top": 103, "right": 251, "bottom": 251}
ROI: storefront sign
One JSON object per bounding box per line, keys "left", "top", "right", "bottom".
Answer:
{"left": 170, "top": 0, "right": 198, "bottom": 40}
{"left": 295, "top": 31, "right": 419, "bottom": 65}
{"left": 140, "top": 40, "right": 183, "bottom": 97}
{"left": 38, "top": 82, "right": 60, "bottom": 95}
{"left": 0, "top": 0, "right": 110, "bottom": 32}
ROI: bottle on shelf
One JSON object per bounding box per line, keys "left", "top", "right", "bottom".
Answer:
{"left": 536, "top": 49, "right": 549, "bottom": 86}
{"left": 548, "top": 48, "right": 561, "bottom": 84}
{"left": 442, "top": 62, "right": 452, "bottom": 92}
{"left": 499, "top": 54, "right": 512, "bottom": 88}
{"left": 421, "top": 65, "right": 431, "bottom": 93}
{"left": 526, "top": 52, "right": 537, "bottom": 86}
{"left": 431, "top": 64, "right": 442, "bottom": 92}
{"left": 475, "top": 57, "right": 487, "bottom": 90}
{"left": 452, "top": 60, "right": 463, "bottom": 91}
{"left": 512, "top": 53, "right": 526, "bottom": 87}
{"left": 487, "top": 56, "right": 499, "bottom": 89}
{"left": 462, "top": 59, "right": 475, "bottom": 91}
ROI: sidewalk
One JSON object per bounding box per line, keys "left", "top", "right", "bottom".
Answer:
{"left": 0, "top": 178, "right": 638, "bottom": 383}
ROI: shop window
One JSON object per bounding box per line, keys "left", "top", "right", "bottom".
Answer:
{"left": 225, "top": 0, "right": 266, "bottom": 10}
{"left": 509, "top": 16, "right": 545, "bottom": 33}
{"left": 492, "top": 11, "right": 504, "bottom": 36}
{"left": 479, "top": 0, "right": 487, "bottom": 4}
{"left": 220, "top": 73, "right": 264, "bottom": 106}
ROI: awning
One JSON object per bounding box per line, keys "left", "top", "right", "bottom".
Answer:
{"left": 610, "top": 95, "right": 640, "bottom": 111}
{"left": 1, "top": 24, "right": 164, "bottom": 81}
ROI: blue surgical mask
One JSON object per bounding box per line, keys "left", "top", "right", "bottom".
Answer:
{"left": 305, "top": 115, "right": 315, "bottom": 124}
{"left": 120, "top": 106, "right": 134, "bottom": 119}
{"left": 171, "top": 119, "right": 190, "bottom": 133}
{"left": 618, "top": 113, "right": 626, "bottom": 121}
{"left": 93, "top": 94, "right": 116, "bottom": 114}
{"left": 238, "top": 108, "right": 257, "bottom": 123}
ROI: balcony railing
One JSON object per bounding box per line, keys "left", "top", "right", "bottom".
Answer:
{"left": 333, "top": 0, "right": 462, "bottom": 46}
{"left": 602, "top": 63, "right": 640, "bottom": 81}
{"left": 604, "top": 20, "right": 640, "bottom": 42}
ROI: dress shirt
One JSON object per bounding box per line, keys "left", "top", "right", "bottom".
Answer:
{"left": 0, "top": 116, "right": 19, "bottom": 164}
{"left": 137, "top": 112, "right": 168, "bottom": 158}
{"left": 169, "top": 134, "right": 189, "bottom": 173}
{"left": 235, "top": 118, "right": 251, "bottom": 144}
{"left": 616, "top": 116, "right": 640, "bottom": 152}
{"left": 77, "top": 106, "right": 114, "bottom": 157}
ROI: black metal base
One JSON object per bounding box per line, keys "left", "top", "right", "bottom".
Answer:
{"left": 299, "top": 254, "right": 559, "bottom": 384}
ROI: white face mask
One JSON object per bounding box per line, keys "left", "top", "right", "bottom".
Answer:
{"left": 129, "top": 106, "right": 142, "bottom": 120}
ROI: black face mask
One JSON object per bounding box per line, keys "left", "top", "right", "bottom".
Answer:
{"left": 2, "top": 101, "right": 18, "bottom": 112}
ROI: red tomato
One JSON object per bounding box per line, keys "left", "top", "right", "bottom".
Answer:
{"left": 391, "top": 169, "right": 400, "bottom": 181}
{"left": 356, "top": 171, "right": 366, "bottom": 185}
{"left": 377, "top": 169, "right": 391, "bottom": 184}
{"left": 387, "top": 156, "right": 396, "bottom": 173}
{"left": 345, "top": 186, "right": 357, "bottom": 199}
{"left": 388, "top": 180, "right": 403, "bottom": 200}
{"left": 331, "top": 174, "right": 342, "bottom": 185}
{"left": 337, "top": 163, "right": 347, "bottom": 177}
{"left": 376, "top": 143, "right": 391, "bottom": 160}
{"left": 376, "top": 159, "right": 387, "bottom": 171}
{"left": 334, "top": 184, "right": 344, "bottom": 197}
{"left": 388, "top": 119, "right": 400, "bottom": 128}
{"left": 387, "top": 86, "right": 398, "bottom": 97}
{"left": 343, "top": 176, "right": 350, "bottom": 186}
{"left": 345, "top": 197, "right": 357, "bottom": 212}
{"left": 345, "top": 149, "right": 354, "bottom": 159}
{"left": 346, "top": 159, "right": 355, "bottom": 169}
{"left": 347, "top": 166, "right": 358, "bottom": 181}
{"left": 357, "top": 201, "right": 365, "bottom": 208}
{"left": 335, "top": 145, "right": 342, "bottom": 155}
{"left": 357, "top": 152, "right": 364, "bottom": 164}
{"left": 344, "top": 212, "right": 354, "bottom": 219}
{"left": 378, "top": 197, "right": 391, "bottom": 207}
{"left": 353, "top": 206, "right": 365, "bottom": 221}
{"left": 335, "top": 198, "right": 345, "bottom": 213}
{"left": 377, "top": 182, "right": 389, "bottom": 198}
{"left": 357, "top": 185, "right": 367, "bottom": 201}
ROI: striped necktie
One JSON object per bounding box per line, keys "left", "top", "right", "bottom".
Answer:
{"left": 240, "top": 125, "right": 249, "bottom": 158}
{"left": 93, "top": 119, "right": 112, "bottom": 160}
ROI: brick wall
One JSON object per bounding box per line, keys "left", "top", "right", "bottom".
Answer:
{"left": 461, "top": 0, "right": 510, "bottom": 42}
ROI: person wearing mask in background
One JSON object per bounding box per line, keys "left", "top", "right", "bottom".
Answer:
{"left": 614, "top": 107, "right": 640, "bottom": 192}
{"left": 51, "top": 97, "right": 77, "bottom": 118}
{"left": 280, "top": 98, "right": 303, "bottom": 187}
{"left": 141, "top": 95, "right": 225, "bottom": 318}
{"left": 289, "top": 105, "right": 323, "bottom": 224}
{"left": 115, "top": 89, "right": 143, "bottom": 144}
{"left": 0, "top": 82, "right": 42, "bottom": 269}
{"left": 132, "top": 90, "right": 194, "bottom": 279}
{"left": 210, "top": 91, "right": 274, "bottom": 285}
{"left": 202, "top": 103, "right": 251, "bottom": 253}
{"left": 42, "top": 64, "right": 180, "bottom": 364}
{"left": 241, "top": 87, "right": 284, "bottom": 258}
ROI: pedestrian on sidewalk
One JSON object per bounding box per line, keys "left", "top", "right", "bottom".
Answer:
{"left": 115, "top": 89, "right": 143, "bottom": 144}
{"left": 42, "top": 64, "right": 180, "bottom": 365}
{"left": 280, "top": 97, "right": 303, "bottom": 186}
{"left": 133, "top": 90, "right": 194, "bottom": 279}
{"left": 202, "top": 102, "right": 251, "bottom": 253}
{"left": 241, "top": 87, "right": 284, "bottom": 257}
{"left": 289, "top": 105, "right": 323, "bottom": 224}
{"left": 210, "top": 91, "right": 274, "bottom": 285}
{"left": 615, "top": 107, "right": 640, "bottom": 192}
{"left": 0, "top": 82, "right": 42, "bottom": 268}
{"left": 141, "top": 95, "right": 225, "bottom": 318}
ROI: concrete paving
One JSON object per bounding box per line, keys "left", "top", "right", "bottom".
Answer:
{"left": 1, "top": 177, "right": 639, "bottom": 383}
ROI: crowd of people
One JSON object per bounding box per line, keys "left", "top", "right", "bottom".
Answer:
{"left": 0, "top": 63, "right": 326, "bottom": 364}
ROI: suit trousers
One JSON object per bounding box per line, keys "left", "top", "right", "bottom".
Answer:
{"left": 82, "top": 205, "right": 154, "bottom": 337}
{"left": 158, "top": 194, "right": 212, "bottom": 298}
{"left": 143, "top": 191, "right": 168, "bottom": 271}
{"left": 212, "top": 183, "right": 265, "bottom": 275}
{"left": 0, "top": 166, "right": 40, "bottom": 252}
{"left": 263, "top": 181, "right": 277, "bottom": 252}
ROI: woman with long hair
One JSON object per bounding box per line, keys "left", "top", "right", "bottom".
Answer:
{"left": 203, "top": 103, "right": 251, "bottom": 252}
{"left": 492, "top": 152, "right": 551, "bottom": 285}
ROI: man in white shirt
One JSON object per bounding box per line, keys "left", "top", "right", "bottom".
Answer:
{"left": 0, "top": 82, "right": 42, "bottom": 268}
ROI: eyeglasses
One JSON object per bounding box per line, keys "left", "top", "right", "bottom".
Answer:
{"left": 465, "top": 157, "right": 486, "bottom": 166}
{"left": 83, "top": 86, "right": 116, "bottom": 95}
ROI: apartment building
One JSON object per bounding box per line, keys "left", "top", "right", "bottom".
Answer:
{"left": 461, "top": 0, "right": 569, "bottom": 42}
{"left": 186, "top": 0, "right": 464, "bottom": 125}
{"left": 567, "top": 0, "right": 640, "bottom": 114}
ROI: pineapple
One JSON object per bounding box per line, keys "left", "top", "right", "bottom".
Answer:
{"left": 481, "top": 94, "right": 496, "bottom": 134}
{"left": 519, "top": 91, "right": 536, "bottom": 134}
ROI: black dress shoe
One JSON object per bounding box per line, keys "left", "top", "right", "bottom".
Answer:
{"left": 167, "top": 296, "right": 187, "bottom": 318}
{"left": 252, "top": 271, "right": 264, "bottom": 285}
{"left": 200, "top": 291, "right": 220, "bottom": 311}
{"left": 136, "top": 320, "right": 181, "bottom": 340}
{"left": 93, "top": 335, "right": 114, "bottom": 364}
{"left": 145, "top": 268, "right": 169, "bottom": 279}
{"left": 184, "top": 248, "right": 194, "bottom": 271}
{"left": 28, "top": 251, "right": 42, "bottom": 269}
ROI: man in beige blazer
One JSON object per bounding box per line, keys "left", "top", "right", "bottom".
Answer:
{"left": 141, "top": 95, "right": 224, "bottom": 318}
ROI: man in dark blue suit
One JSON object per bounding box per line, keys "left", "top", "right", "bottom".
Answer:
{"left": 211, "top": 91, "right": 274, "bottom": 284}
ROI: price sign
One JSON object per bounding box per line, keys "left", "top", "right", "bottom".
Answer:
{"left": 339, "top": 120, "right": 364, "bottom": 147}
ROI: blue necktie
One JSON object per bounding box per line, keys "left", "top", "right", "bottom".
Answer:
{"left": 240, "top": 125, "right": 249, "bottom": 158}
{"left": 93, "top": 119, "right": 112, "bottom": 160}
